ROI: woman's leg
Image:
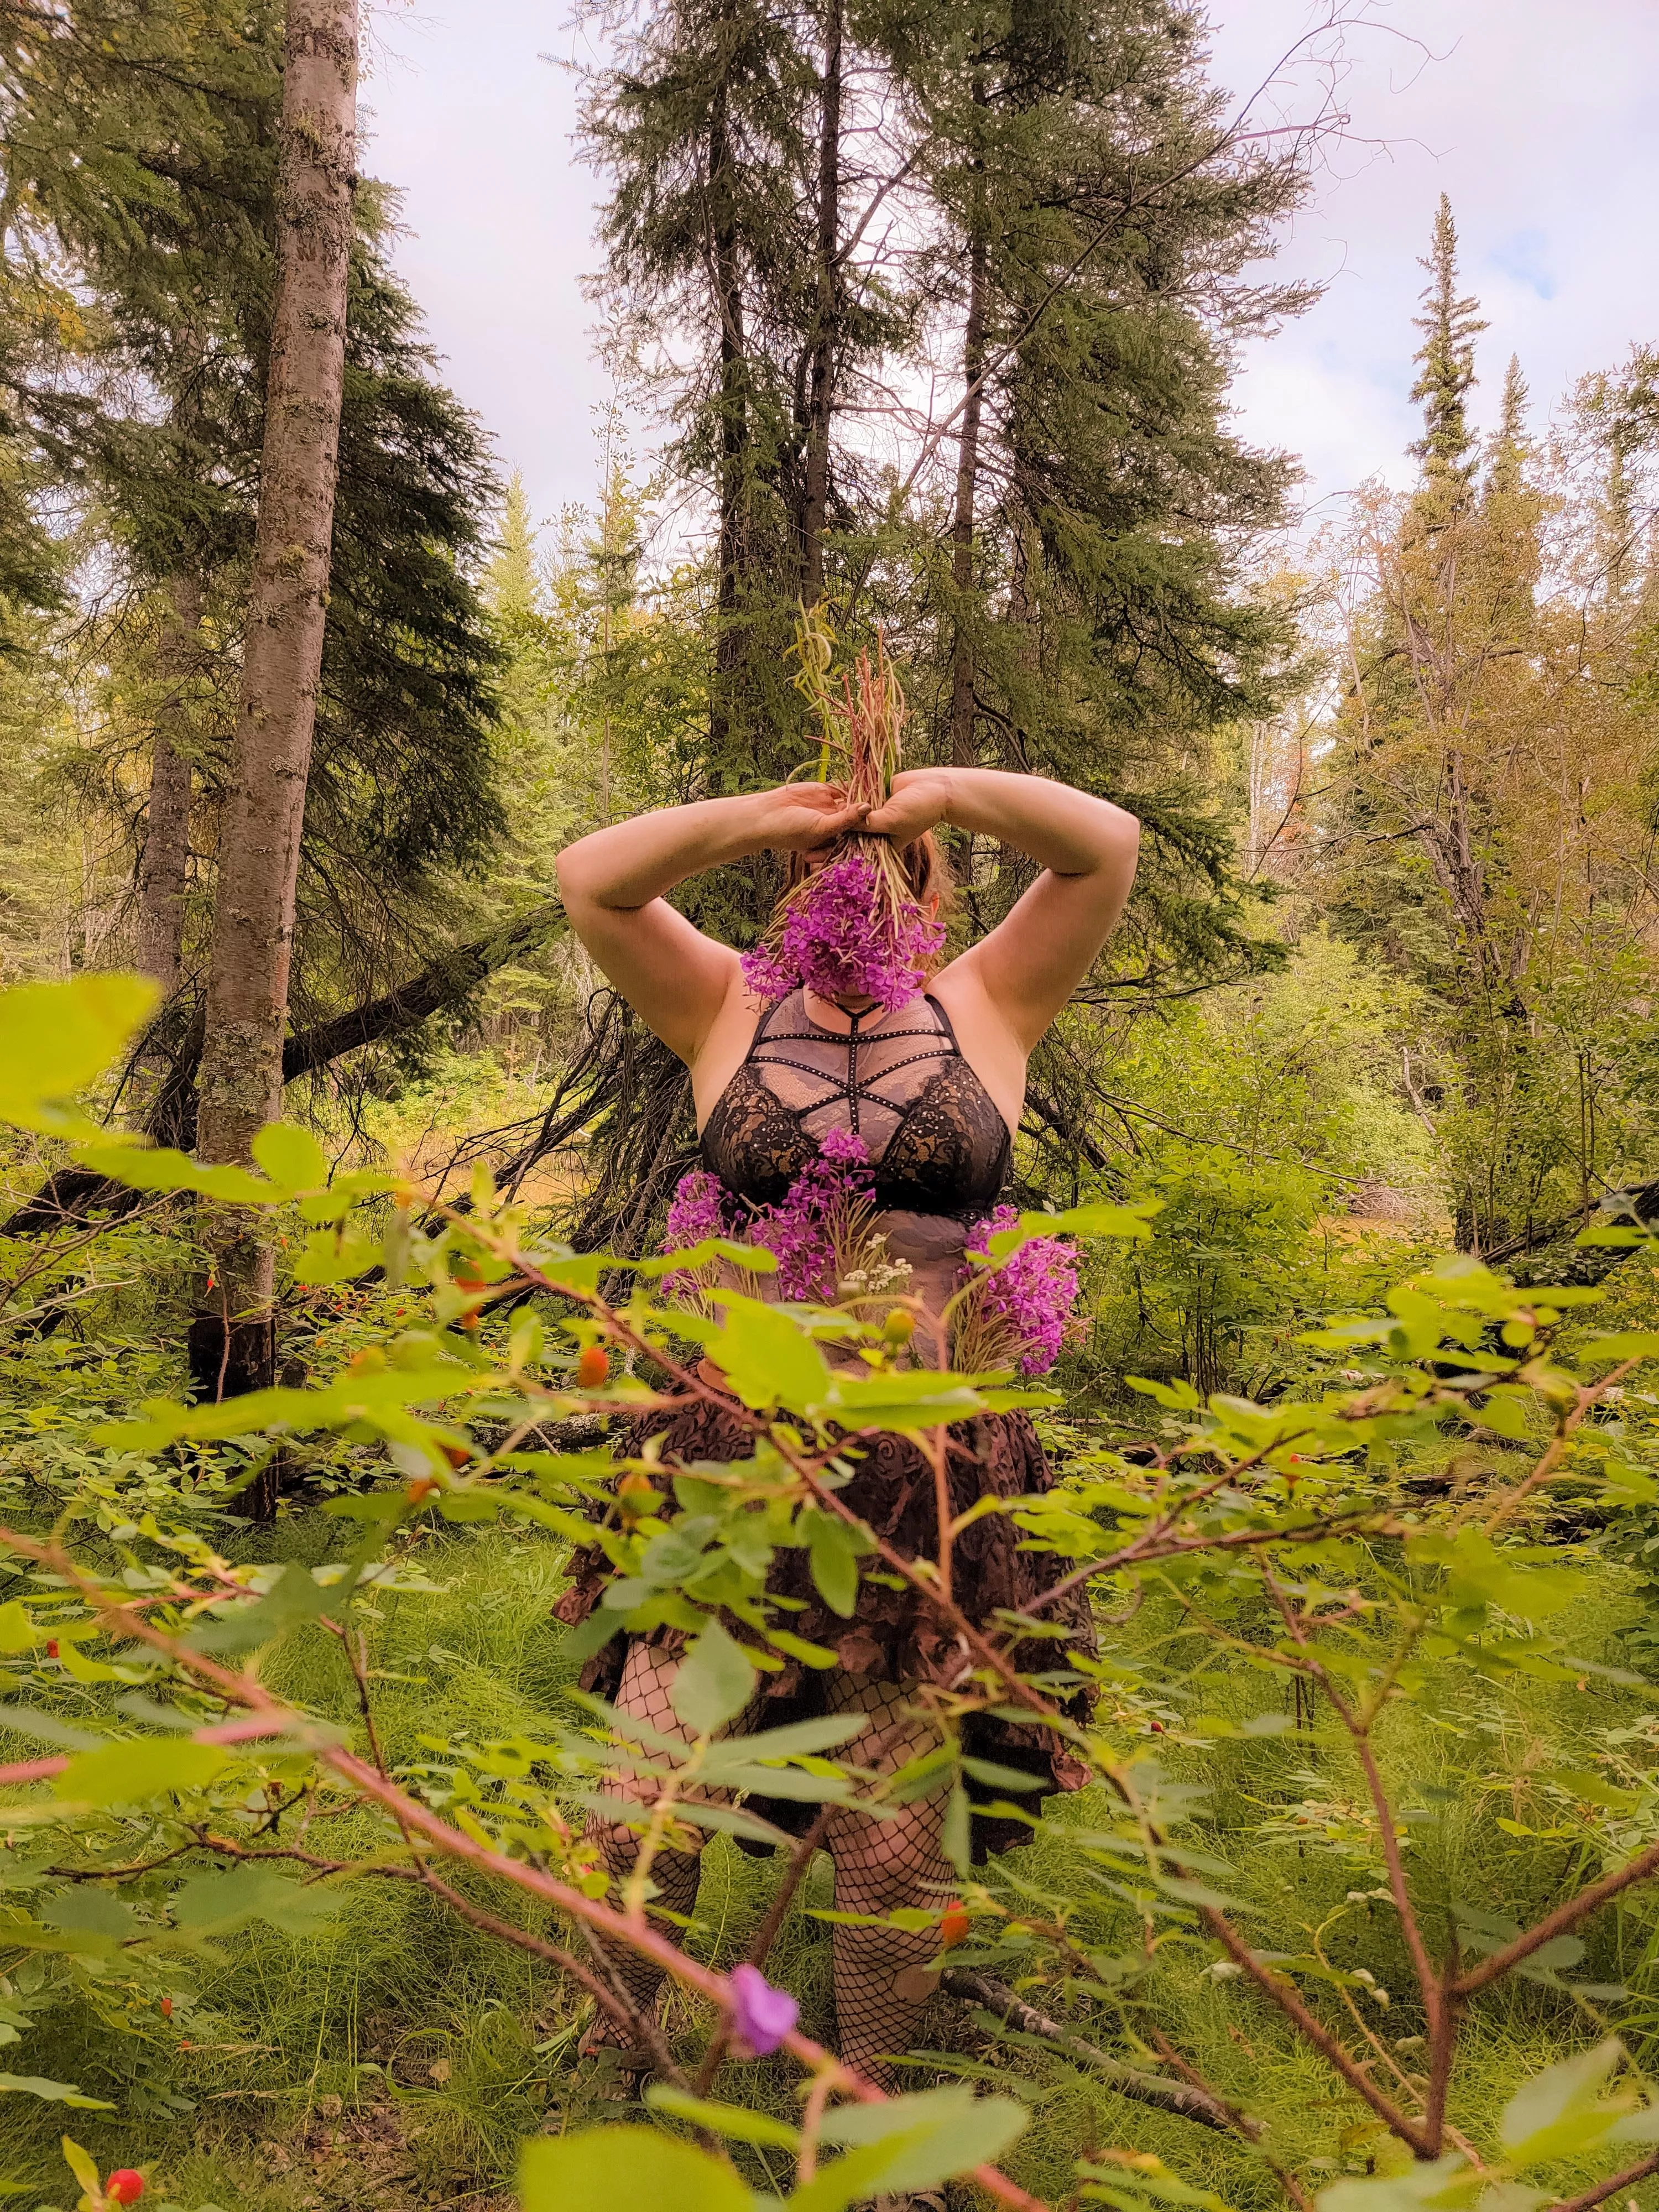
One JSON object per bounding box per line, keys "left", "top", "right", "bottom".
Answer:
{"left": 822, "top": 1677, "right": 956, "bottom": 2090}
{"left": 585, "top": 1639, "right": 709, "bottom": 2052}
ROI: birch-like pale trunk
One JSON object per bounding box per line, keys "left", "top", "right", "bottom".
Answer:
{"left": 189, "top": 0, "right": 358, "bottom": 1465}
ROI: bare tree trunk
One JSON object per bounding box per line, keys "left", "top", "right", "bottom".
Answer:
{"left": 708, "top": 26, "right": 749, "bottom": 761}
{"left": 189, "top": 0, "right": 359, "bottom": 1506}
{"left": 800, "top": 0, "right": 842, "bottom": 603}
{"left": 948, "top": 222, "right": 988, "bottom": 769}
{"left": 135, "top": 573, "right": 202, "bottom": 996}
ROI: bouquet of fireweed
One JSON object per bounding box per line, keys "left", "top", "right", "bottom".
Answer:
{"left": 662, "top": 1136, "right": 910, "bottom": 1313}
{"left": 948, "top": 1206, "right": 1082, "bottom": 1377}
{"left": 742, "top": 613, "right": 945, "bottom": 1011}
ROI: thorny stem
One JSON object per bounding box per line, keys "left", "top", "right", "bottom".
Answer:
{"left": 1547, "top": 2148, "right": 1659, "bottom": 2212}
{"left": 1259, "top": 1572, "right": 1448, "bottom": 2100}
{"left": 0, "top": 1526, "right": 1049, "bottom": 2212}
{"left": 797, "top": 2062, "right": 838, "bottom": 2185}
{"left": 694, "top": 1802, "right": 836, "bottom": 2094}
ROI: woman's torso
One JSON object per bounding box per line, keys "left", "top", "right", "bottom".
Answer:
{"left": 696, "top": 985, "right": 1016, "bottom": 1345}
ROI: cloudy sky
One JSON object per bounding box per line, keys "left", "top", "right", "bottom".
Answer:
{"left": 361, "top": 0, "right": 1659, "bottom": 530}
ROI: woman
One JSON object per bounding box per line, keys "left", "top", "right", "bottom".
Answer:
{"left": 556, "top": 765, "right": 1140, "bottom": 2087}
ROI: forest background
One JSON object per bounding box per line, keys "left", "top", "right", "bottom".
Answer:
{"left": 6, "top": 0, "right": 1659, "bottom": 2208}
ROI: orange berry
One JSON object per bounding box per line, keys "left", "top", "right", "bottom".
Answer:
{"left": 575, "top": 1346, "right": 611, "bottom": 1389}
{"left": 440, "top": 1443, "right": 471, "bottom": 1469}
{"left": 616, "top": 1470, "right": 658, "bottom": 1517}
{"left": 938, "top": 1901, "right": 971, "bottom": 1949}
{"left": 406, "top": 1477, "right": 439, "bottom": 1505}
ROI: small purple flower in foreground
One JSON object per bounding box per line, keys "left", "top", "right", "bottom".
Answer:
{"left": 727, "top": 1962, "right": 799, "bottom": 2057}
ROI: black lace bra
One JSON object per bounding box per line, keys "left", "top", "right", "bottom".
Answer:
{"left": 699, "top": 987, "right": 1012, "bottom": 1218}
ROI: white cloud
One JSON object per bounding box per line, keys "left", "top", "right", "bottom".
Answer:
{"left": 361, "top": 0, "right": 1659, "bottom": 523}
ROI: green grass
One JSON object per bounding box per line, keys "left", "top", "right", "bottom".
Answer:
{"left": 3, "top": 1515, "right": 1658, "bottom": 2210}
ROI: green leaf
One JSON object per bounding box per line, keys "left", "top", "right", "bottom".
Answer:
{"left": 818, "top": 1374, "right": 985, "bottom": 1428}
{"left": 186, "top": 1561, "right": 337, "bottom": 1654}
{"left": 0, "top": 2074, "right": 115, "bottom": 2111}
{"left": 251, "top": 1120, "right": 330, "bottom": 1191}
{"left": 764, "top": 1627, "right": 841, "bottom": 1668}
{"left": 1578, "top": 1331, "right": 1659, "bottom": 1360}
{"left": 518, "top": 2126, "right": 753, "bottom": 2212}
{"left": 807, "top": 1516, "right": 868, "bottom": 1618}
{"left": 706, "top": 1296, "right": 833, "bottom": 1412}
{"left": 170, "top": 1864, "right": 343, "bottom": 1938}
{"left": 0, "top": 973, "right": 156, "bottom": 1136}
{"left": 670, "top": 1619, "right": 757, "bottom": 1737}
{"left": 942, "top": 1783, "right": 973, "bottom": 1875}
{"left": 1316, "top": 2154, "right": 1480, "bottom": 2212}
{"left": 38, "top": 1890, "right": 141, "bottom": 1944}
{"left": 981, "top": 1202, "right": 1155, "bottom": 1265}
{"left": 55, "top": 1737, "right": 229, "bottom": 1807}
{"left": 788, "top": 2140, "right": 917, "bottom": 2212}
{"left": 816, "top": 2085, "right": 1027, "bottom": 2194}
{"left": 644, "top": 2084, "right": 801, "bottom": 2148}
{"left": 1125, "top": 1375, "right": 1202, "bottom": 1410}
{"left": 1499, "top": 2039, "right": 1628, "bottom": 2167}
{"left": 0, "top": 1605, "right": 39, "bottom": 1656}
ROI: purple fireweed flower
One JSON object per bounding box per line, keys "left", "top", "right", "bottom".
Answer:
{"left": 750, "top": 1133, "right": 874, "bottom": 1301}
{"left": 965, "top": 1204, "right": 1080, "bottom": 1376}
{"left": 740, "top": 849, "right": 944, "bottom": 1012}
{"left": 727, "top": 1962, "right": 799, "bottom": 2057}
{"left": 663, "top": 1168, "right": 735, "bottom": 1250}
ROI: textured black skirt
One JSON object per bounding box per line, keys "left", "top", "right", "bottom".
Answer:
{"left": 554, "top": 1395, "right": 1094, "bottom": 1858}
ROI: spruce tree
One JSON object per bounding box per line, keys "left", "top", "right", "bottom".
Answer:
{"left": 1408, "top": 194, "right": 1486, "bottom": 498}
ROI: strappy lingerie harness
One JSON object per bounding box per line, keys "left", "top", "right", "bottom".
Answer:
{"left": 698, "top": 985, "right": 1010, "bottom": 1218}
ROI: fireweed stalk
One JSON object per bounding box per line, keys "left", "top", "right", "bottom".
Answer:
{"left": 742, "top": 637, "right": 944, "bottom": 1011}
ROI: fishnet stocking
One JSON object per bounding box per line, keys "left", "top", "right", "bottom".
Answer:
{"left": 581, "top": 1647, "right": 952, "bottom": 2086}
{"left": 822, "top": 1674, "right": 953, "bottom": 2090}
{"left": 584, "top": 1640, "right": 713, "bottom": 2054}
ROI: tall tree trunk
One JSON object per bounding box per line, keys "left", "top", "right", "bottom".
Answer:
{"left": 800, "top": 0, "right": 842, "bottom": 603}
{"left": 708, "top": 29, "right": 749, "bottom": 761}
{"left": 188, "top": 0, "right": 359, "bottom": 1505}
{"left": 134, "top": 571, "right": 202, "bottom": 996}
{"left": 948, "top": 222, "right": 988, "bottom": 769}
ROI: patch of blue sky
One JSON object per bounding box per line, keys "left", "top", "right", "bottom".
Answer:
{"left": 1485, "top": 231, "right": 1557, "bottom": 302}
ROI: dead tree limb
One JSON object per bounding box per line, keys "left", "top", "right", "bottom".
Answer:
{"left": 0, "top": 902, "right": 565, "bottom": 1239}
{"left": 940, "top": 1967, "right": 1246, "bottom": 2134}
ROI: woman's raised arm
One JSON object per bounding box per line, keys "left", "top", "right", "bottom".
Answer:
{"left": 555, "top": 787, "right": 869, "bottom": 1064}
{"left": 863, "top": 767, "right": 1140, "bottom": 1052}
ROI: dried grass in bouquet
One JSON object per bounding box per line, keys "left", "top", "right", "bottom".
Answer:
{"left": 742, "top": 612, "right": 945, "bottom": 1011}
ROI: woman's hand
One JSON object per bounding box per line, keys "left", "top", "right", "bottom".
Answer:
{"left": 750, "top": 782, "right": 870, "bottom": 852}
{"left": 863, "top": 769, "right": 954, "bottom": 845}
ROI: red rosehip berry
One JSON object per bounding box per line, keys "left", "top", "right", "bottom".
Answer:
{"left": 45, "top": 1640, "right": 59, "bottom": 1659}
{"left": 105, "top": 2171, "right": 145, "bottom": 2204}
{"left": 575, "top": 1346, "right": 610, "bottom": 1389}
{"left": 938, "top": 1901, "right": 971, "bottom": 1949}
{"left": 159, "top": 1997, "right": 173, "bottom": 2018}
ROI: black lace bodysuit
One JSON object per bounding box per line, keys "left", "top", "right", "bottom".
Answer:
{"left": 699, "top": 986, "right": 1011, "bottom": 1218}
